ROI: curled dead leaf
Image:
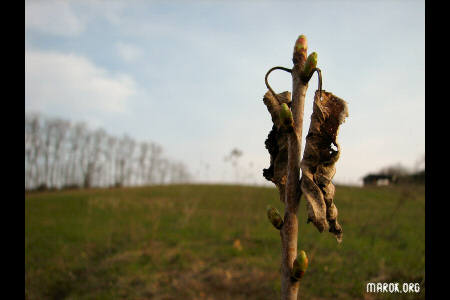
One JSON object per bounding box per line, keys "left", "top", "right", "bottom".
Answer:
{"left": 300, "top": 90, "right": 348, "bottom": 242}
{"left": 262, "top": 91, "right": 292, "bottom": 203}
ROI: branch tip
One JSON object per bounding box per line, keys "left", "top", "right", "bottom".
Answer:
{"left": 294, "top": 35, "right": 308, "bottom": 58}
{"left": 301, "top": 52, "right": 318, "bottom": 83}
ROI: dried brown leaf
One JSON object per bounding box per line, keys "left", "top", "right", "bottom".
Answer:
{"left": 262, "top": 91, "right": 292, "bottom": 202}
{"left": 300, "top": 90, "right": 348, "bottom": 242}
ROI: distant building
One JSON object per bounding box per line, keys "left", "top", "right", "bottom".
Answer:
{"left": 363, "top": 169, "right": 425, "bottom": 187}
{"left": 362, "top": 174, "right": 395, "bottom": 186}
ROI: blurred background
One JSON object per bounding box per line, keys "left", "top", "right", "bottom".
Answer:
{"left": 25, "top": 1, "right": 425, "bottom": 299}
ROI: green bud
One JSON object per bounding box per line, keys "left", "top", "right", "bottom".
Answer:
{"left": 267, "top": 205, "right": 283, "bottom": 230}
{"left": 301, "top": 52, "right": 318, "bottom": 82}
{"left": 292, "top": 250, "right": 308, "bottom": 280}
{"left": 279, "top": 103, "right": 294, "bottom": 130}
{"left": 294, "top": 35, "right": 308, "bottom": 58}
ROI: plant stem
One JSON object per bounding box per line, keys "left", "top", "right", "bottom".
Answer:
{"left": 279, "top": 45, "right": 308, "bottom": 300}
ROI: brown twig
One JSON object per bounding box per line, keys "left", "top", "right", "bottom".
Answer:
{"left": 263, "top": 35, "right": 324, "bottom": 299}
{"left": 263, "top": 35, "right": 347, "bottom": 299}
{"left": 278, "top": 38, "right": 309, "bottom": 300}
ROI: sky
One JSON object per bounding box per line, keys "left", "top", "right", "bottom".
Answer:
{"left": 25, "top": 0, "right": 425, "bottom": 186}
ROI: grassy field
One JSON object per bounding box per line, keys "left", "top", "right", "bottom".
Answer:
{"left": 25, "top": 184, "right": 425, "bottom": 300}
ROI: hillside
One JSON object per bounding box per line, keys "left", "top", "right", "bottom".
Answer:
{"left": 25, "top": 184, "right": 425, "bottom": 300}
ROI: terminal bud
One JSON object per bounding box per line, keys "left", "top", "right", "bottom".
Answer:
{"left": 294, "top": 35, "right": 308, "bottom": 59}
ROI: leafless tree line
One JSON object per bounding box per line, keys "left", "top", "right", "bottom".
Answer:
{"left": 25, "top": 113, "right": 192, "bottom": 191}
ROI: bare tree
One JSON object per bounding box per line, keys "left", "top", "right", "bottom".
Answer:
{"left": 113, "top": 135, "right": 135, "bottom": 187}
{"left": 124, "top": 136, "right": 136, "bottom": 186}
{"left": 379, "top": 163, "right": 410, "bottom": 178}
{"left": 137, "top": 142, "right": 149, "bottom": 185}
{"left": 146, "top": 142, "right": 162, "bottom": 184}
{"left": 224, "top": 148, "right": 243, "bottom": 183}
{"left": 25, "top": 114, "right": 41, "bottom": 190}
{"left": 29, "top": 114, "right": 43, "bottom": 189}
{"left": 104, "top": 135, "right": 117, "bottom": 187}
{"left": 25, "top": 113, "right": 192, "bottom": 190}
{"left": 68, "top": 122, "right": 87, "bottom": 188}
{"left": 49, "top": 119, "right": 70, "bottom": 188}
{"left": 157, "top": 158, "right": 169, "bottom": 184}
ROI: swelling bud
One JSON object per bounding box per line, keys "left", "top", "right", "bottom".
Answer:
{"left": 294, "top": 35, "right": 308, "bottom": 58}
{"left": 267, "top": 206, "right": 283, "bottom": 230}
{"left": 301, "top": 52, "right": 318, "bottom": 82}
{"left": 279, "top": 103, "right": 294, "bottom": 130}
{"left": 292, "top": 250, "right": 309, "bottom": 280}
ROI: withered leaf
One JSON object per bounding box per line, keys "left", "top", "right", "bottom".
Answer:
{"left": 300, "top": 90, "right": 348, "bottom": 242}
{"left": 262, "top": 91, "right": 292, "bottom": 203}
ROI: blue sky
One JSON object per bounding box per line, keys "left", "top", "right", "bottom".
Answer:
{"left": 25, "top": 0, "right": 425, "bottom": 185}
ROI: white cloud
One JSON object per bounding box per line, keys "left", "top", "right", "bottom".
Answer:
{"left": 25, "top": 0, "right": 85, "bottom": 36}
{"left": 25, "top": 50, "right": 137, "bottom": 117}
{"left": 116, "top": 42, "right": 144, "bottom": 63}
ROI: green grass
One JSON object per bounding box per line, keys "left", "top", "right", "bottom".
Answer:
{"left": 25, "top": 184, "right": 425, "bottom": 300}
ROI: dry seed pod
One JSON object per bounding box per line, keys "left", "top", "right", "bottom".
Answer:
{"left": 300, "top": 90, "right": 348, "bottom": 242}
